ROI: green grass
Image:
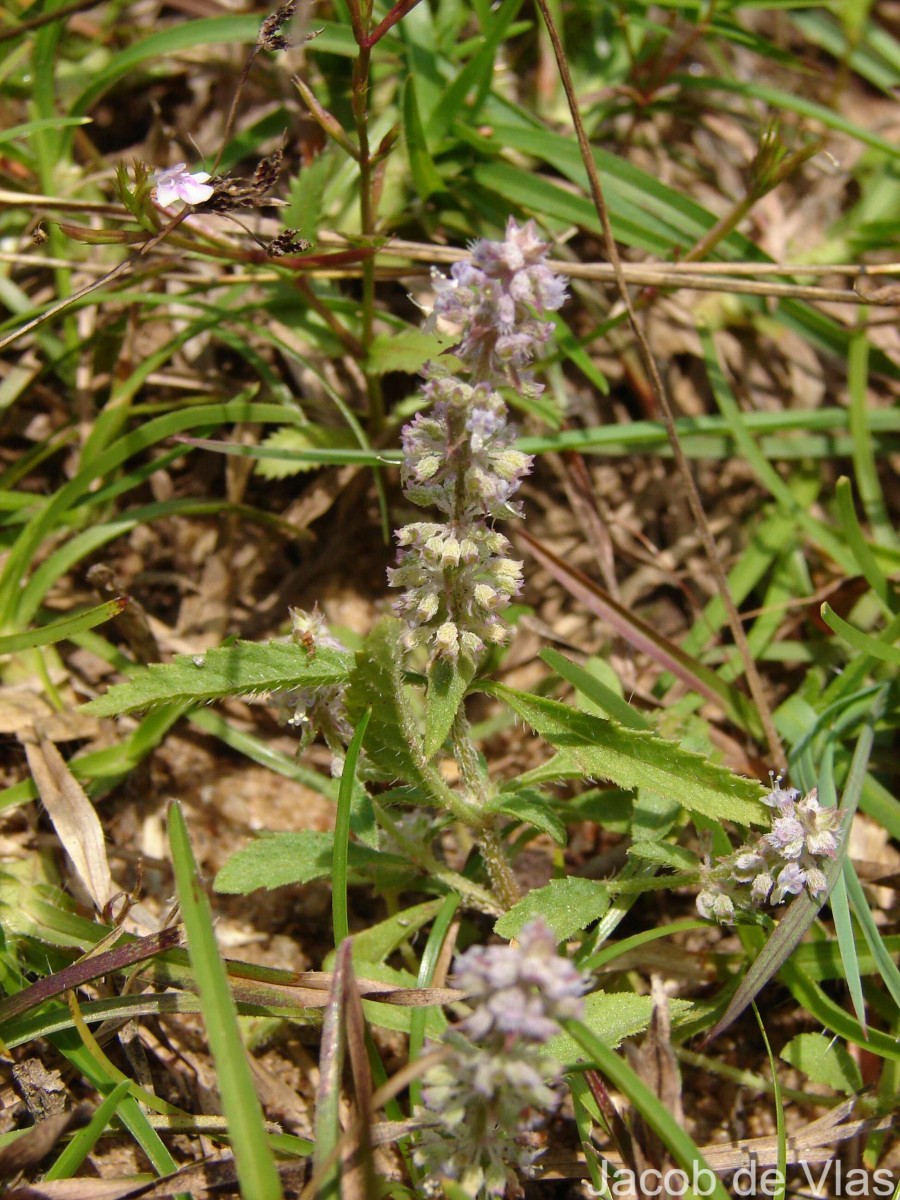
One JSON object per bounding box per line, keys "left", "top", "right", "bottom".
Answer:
{"left": 0, "top": 0, "right": 897, "bottom": 1193}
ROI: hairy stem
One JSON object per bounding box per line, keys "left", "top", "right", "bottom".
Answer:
{"left": 449, "top": 710, "right": 521, "bottom": 910}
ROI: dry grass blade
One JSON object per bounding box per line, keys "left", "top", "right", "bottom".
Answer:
{"left": 5, "top": 1157, "right": 310, "bottom": 1199}
{"left": 533, "top": 0, "right": 784, "bottom": 767}
{"left": 0, "top": 927, "right": 182, "bottom": 1023}
{"left": 337, "top": 942, "right": 377, "bottom": 1200}
{"left": 21, "top": 734, "right": 116, "bottom": 912}
{"left": 0, "top": 1107, "right": 92, "bottom": 1181}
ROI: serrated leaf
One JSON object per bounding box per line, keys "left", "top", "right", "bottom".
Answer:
{"left": 483, "top": 683, "right": 767, "bottom": 826}
{"left": 366, "top": 329, "right": 454, "bottom": 376}
{"left": 780, "top": 1033, "right": 863, "bottom": 1094}
{"left": 627, "top": 841, "right": 700, "bottom": 871}
{"left": 345, "top": 618, "right": 430, "bottom": 788}
{"left": 487, "top": 788, "right": 567, "bottom": 846}
{"left": 423, "top": 654, "right": 476, "bottom": 759}
{"left": 213, "top": 831, "right": 414, "bottom": 894}
{"left": 83, "top": 641, "right": 354, "bottom": 716}
{"left": 254, "top": 425, "right": 358, "bottom": 480}
{"left": 547, "top": 992, "right": 694, "bottom": 1059}
{"left": 495, "top": 877, "right": 609, "bottom": 941}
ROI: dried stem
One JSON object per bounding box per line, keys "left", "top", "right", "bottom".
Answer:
{"left": 533, "top": 0, "right": 785, "bottom": 769}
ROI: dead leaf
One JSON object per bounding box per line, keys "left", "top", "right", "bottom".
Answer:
{"left": 0, "top": 1104, "right": 92, "bottom": 1180}
{"left": 21, "top": 734, "right": 115, "bottom": 912}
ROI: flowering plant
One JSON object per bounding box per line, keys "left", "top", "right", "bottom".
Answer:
{"left": 86, "top": 217, "right": 847, "bottom": 1200}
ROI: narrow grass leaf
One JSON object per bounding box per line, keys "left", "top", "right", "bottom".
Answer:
{"left": 563, "top": 1018, "right": 732, "bottom": 1200}
{"left": 0, "top": 598, "right": 126, "bottom": 656}
{"left": 676, "top": 74, "right": 900, "bottom": 159}
{"left": 819, "top": 750, "right": 867, "bottom": 1033}
{"left": 408, "top": 894, "right": 459, "bottom": 1107}
{"left": 820, "top": 603, "right": 900, "bottom": 664}
{"left": 167, "top": 801, "right": 282, "bottom": 1200}
{"left": 848, "top": 325, "right": 897, "bottom": 548}
{"left": 845, "top": 866, "right": 900, "bottom": 1011}
{"left": 517, "top": 527, "right": 764, "bottom": 738}
{"left": 72, "top": 16, "right": 261, "bottom": 117}
{"left": 43, "top": 1079, "right": 131, "bottom": 1180}
{"left": 835, "top": 477, "right": 894, "bottom": 613}
{"left": 540, "top": 648, "right": 649, "bottom": 729}
{"left": 753, "top": 1005, "right": 787, "bottom": 1200}
{"left": 403, "top": 76, "right": 445, "bottom": 200}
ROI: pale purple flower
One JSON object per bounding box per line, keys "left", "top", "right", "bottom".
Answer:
{"left": 269, "top": 608, "right": 351, "bottom": 772}
{"left": 770, "top": 862, "right": 808, "bottom": 904}
{"left": 452, "top": 918, "right": 589, "bottom": 1042}
{"left": 429, "top": 218, "right": 567, "bottom": 384}
{"left": 767, "top": 815, "right": 806, "bottom": 859}
{"left": 391, "top": 220, "right": 566, "bottom": 664}
{"left": 413, "top": 922, "right": 587, "bottom": 1196}
{"left": 413, "top": 1033, "right": 555, "bottom": 1197}
{"left": 698, "top": 778, "right": 844, "bottom": 922}
{"left": 152, "top": 163, "right": 214, "bottom": 207}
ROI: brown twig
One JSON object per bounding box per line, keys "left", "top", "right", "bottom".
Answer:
{"left": 0, "top": 0, "right": 99, "bottom": 43}
{"left": 533, "top": 0, "right": 785, "bottom": 768}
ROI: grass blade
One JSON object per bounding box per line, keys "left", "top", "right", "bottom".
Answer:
{"left": 564, "top": 1018, "right": 732, "bottom": 1200}
{"left": 167, "top": 800, "right": 283, "bottom": 1200}
{"left": 0, "top": 597, "right": 126, "bottom": 656}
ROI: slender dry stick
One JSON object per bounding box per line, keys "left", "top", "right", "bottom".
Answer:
{"left": 0, "top": 208, "right": 192, "bottom": 355}
{"left": 533, "top": 0, "right": 784, "bottom": 769}
{"left": 0, "top": 0, "right": 100, "bottom": 43}
{"left": 349, "top": 38, "right": 386, "bottom": 433}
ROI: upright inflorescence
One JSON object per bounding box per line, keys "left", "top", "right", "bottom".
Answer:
{"left": 271, "top": 607, "right": 352, "bottom": 773}
{"left": 413, "top": 920, "right": 589, "bottom": 1198}
{"left": 389, "top": 219, "right": 568, "bottom": 663}
{"left": 697, "top": 778, "right": 844, "bottom": 923}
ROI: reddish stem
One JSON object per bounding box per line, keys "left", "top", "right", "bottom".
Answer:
{"left": 359, "top": 0, "right": 423, "bottom": 48}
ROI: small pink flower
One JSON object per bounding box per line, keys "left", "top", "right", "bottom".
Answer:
{"left": 151, "top": 163, "right": 214, "bottom": 207}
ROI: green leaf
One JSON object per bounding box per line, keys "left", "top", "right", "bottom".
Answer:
{"left": 168, "top": 802, "right": 282, "bottom": 1200}
{"left": 484, "top": 683, "right": 768, "bottom": 825}
{"left": 423, "top": 654, "right": 476, "bottom": 759}
{"left": 547, "top": 993, "right": 694, "bottom": 1059}
{"left": 780, "top": 1033, "right": 863, "bottom": 1095}
{"left": 820, "top": 603, "right": 900, "bottom": 664}
{"left": 0, "top": 117, "right": 92, "bottom": 146}
{"left": 0, "top": 598, "right": 126, "bottom": 656}
{"left": 344, "top": 900, "right": 446, "bottom": 968}
{"left": 345, "top": 618, "right": 429, "bottom": 787}
{"left": 495, "top": 877, "right": 609, "bottom": 940}
{"left": 487, "top": 788, "right": 567, "bottom": 846}
{"left": 403, "top": 75, "right": 445, "bottom": 200}
{"left": 82, "top": 641, "right": 353, "bottom": 716}
{"left": 332, "top": 712, "right": 370, "bottom": 947}
{"left": 213, "top": 831, "right": 414, "bottom": 894}
{"left": 562, "top": 1017, "right": 731, "bottom": 1200}
{"left": 72, "top": 16, "right": 262, "bottom": 117}
{"left": 253, "top": 426, "right": 358, "bottom": 480}
{"left": 366, "top": 329, "right": 454, "bottom": 375}
{"left": 627, "top": 841, "right": 700, "bottom": 872}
